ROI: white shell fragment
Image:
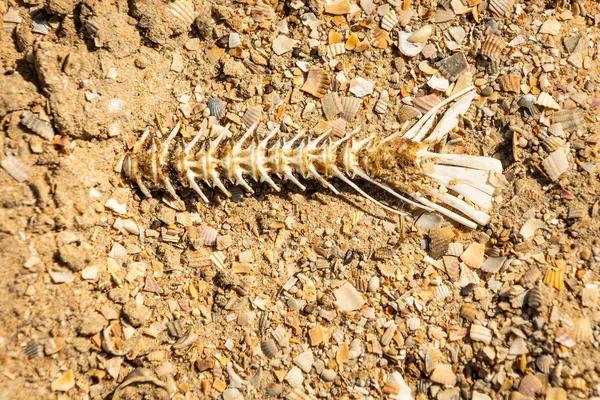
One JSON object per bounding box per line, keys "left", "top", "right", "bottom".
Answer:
{"left": 398, "top": 31, "right": 426, "bottom": 56}
{"left": 349, "top": 77, "right": 374, "bottom": 98}
{"left": 1, "top": 155, "right": 32, "bottom": 183}
{"left": 427, "top": 76, "right": 450, "bottom": 91}
{"left": 386, "top": 371, "right": 414, "bottom": 400}
{"left": 470, "top": 324, "right": 492, "bottom": 344}
{"left": 407, "top": 25, "right": 433, "bottom": 43}
{"left": 542, "top": 147, "right": 570, "bottom": 181}
{"left": 168, "top": 0, "right": 198, "bottom": 27}
{"left": 21, "top": 111, "right": 55, "bottom": 140}
{"left": 519, "top": 218, "right": 545, "bottom": 239}
{"left": 539, "top": 19, "right": 561, "bottom": 36}
{"left": 51, "top": 370, "right": 75, "bottom": 392}
{"left": 272, "top": 35, "right": 298, "bottom": 55}
{"left": 334, "top": 282, "right": 365, "bottom": 311}
{"left": 536, "top": 92, "right": 560, "bottom": 110}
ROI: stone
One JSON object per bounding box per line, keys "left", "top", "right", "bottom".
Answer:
{"left": 217, "top": 234, "right": 233, "bottom": 250}
{"left": 79, "top": 312, "right": 107, "bottom": 335}
{"left": 122, "top": 300, "right": 150, "bottom": 327}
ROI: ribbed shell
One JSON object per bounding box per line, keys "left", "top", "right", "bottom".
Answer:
{"left": 354, "top": 269, "right": 371, "bottom": 292}
{"left": 284, "top": 366, "right": 304, "bottom": 388}
{"left": 251, "top": 0, "right": 275, "bottom": 22}
{"left": 168, "top": 0, "right": 197, "bottom": 27}
{"left": 571, "top": 318, "right": 592, "bottom": 342}
{"left": 470, "top": 324, "right": 492, "bottom": 344}
{"left": 380, "top": 11, "right": 398, "bottom": 31}
{"left": 21, "top": 111, "right": 55, "bottom": 140}
{"left": 207, "top": 98, "right": 225, "bottom": 119}
{"left": 460, "top": 303, "right": 480, "bottom": 322}
{"left": 327, "top": 43, "right": 346, "bottom": 58}
{"left": 301, "top": 68, "right": 330, "bottom": 99}
{"left": 340, "top": 96, "right": 362, "bottom": 122}
{"left": 522, "top": 266, "right": 541, "bottom": 288}
{"left": 488, "top": 0, "right": 514, "bottom": 17}
{"left": 242, "top": 106, "right": 262, "bottom": 128}
{"left": 551, "top": 109, "right": 585, "bottom": 132}
{"left": 293, "top": 350, "right": 314, "bottom": 373}
{"left": 261, "top": 339, "right": 279, "bottom": 358}
{"left": 526, "top": 286, "right": 544, "bottom": 309}
{"left": 374, "top": 90, "right": 389, "bottom": 114}
{"left": 565, "top": 377, "right": 587, "bottom": 391}
{"left": 413, "top": 94, "right": 441, "bottom": 113}
{"left": 518, "top": 374, "right": 543, "bottom": 397}
{"left": 480, "top": 34, "right": 506, "bottom": 60}
{"left": 542, "top": 148, "right": 569, "bottom": 182}
{"left": 321, "top": 92, "right": 343, "bottom": 121}
{"left": 536, "top": 92, "right": 560, "bottom": 110}
{"left": 535, "top": 355, "right": 554, "bottom": 374}
{"left": 428, "top": 227, "right": 455, "bottom": 259}
{"left": 498, "top": 74, "right": 521, "bottom": 93}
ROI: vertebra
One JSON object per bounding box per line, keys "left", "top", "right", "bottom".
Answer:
{"left": 123, "top": 86, "right": 503, "bottom": 229}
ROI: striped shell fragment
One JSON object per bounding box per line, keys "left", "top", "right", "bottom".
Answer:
{"left": 123, "top": 87, "right": 503, "bottom": 229}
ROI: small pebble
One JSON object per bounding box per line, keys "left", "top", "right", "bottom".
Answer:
{"left": 135, "top": 55, "right": 149, "bottom": 69}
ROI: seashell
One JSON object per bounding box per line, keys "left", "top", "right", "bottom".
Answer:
{"left": 398, "top": 105, "right": 422, "bottom": 123}
{"left": 563, "top": 35, "right": 580, "bottom": 54}
{"left": 522, "top": 266, "right": 542, "bottom": 288}
{"left": 428, "top": 227, "right": 455, "bottom": 259}
{"left": 51, "top": 370, "right": 75, "bottom": 392}
{"left": 354, "top": 269, "right": 371, "bottom": 292}
{"left": 380, "top": 323, "right": 396, "bottom": 346}
{"left": 427, "top": 75, "right": 449, "bottom": 91}
{"left": 25, "top": 342, "right": 42, "bottom": 357}
{"left": 398, "top": 31, "right": 425, "bottom": 56}
{"left": 326, "top": 42, "right": 346, "bottom": 58}
{"left": 460, "top": 243, "right": 485, "bottom": 269}
{"left": 488, "top": 0, "right": 513, "bottom": 17}
{"left": 518, "top": 94, "right": 538, "bottom": 114}
{"left": 21, "top": 111, "right": 55, "bottom": 141}
{"left": 228, "top": 32, "right": 241, "bottom": 49}
{"left": 460, "top": 303, "right": 480, "bottom": 322}
{"left": 242, "top": 106, "right": 262, "bottom": 128}
{"left": 540, "top": 135, "right": 566, "bottom": 152}
{"left": 44, "top": 338, "right": 66, "bottom": 356}
{"left": 443, "top": 256, "right": 460, "bottom": 279}
{"left": 541, "top": 148, "right": 569, "bottom": 182}
{"left": 340, "top": 96, "right": 361, "bottom": 122}
{"left": 380, "top": 11, "right": 398, "bottom": 32}
{"left": 286, "top": 388, "right": 317, "bottom": 400}
{"left": 321, "top": 92, "right": 343, "bottom": 120}
{"left": 293, "top": 350, "right": 314, "bottom": 373}
{"left": 210, "top": 251, "right": 226, "bottom": 269}
{"left": 349, "top": 77, "right": 374, "bottom": 98}
{"left": 325, "top": 0, "right": 351, "bottom": 15}
{"left": 125, "top": 261, "right": 146, "bottom": 282}
{"left": 285, "top": 366, "right": 304, "bottom": 388}
{"left": 480, "top": 256, "right": 506, "bottom": 273}
{"left": 272, "top": 325, "right": 290, "bottom": 347}
{"left": 470, "top": 324, "right": 492, "bottom": 344}
{"left": 545, "top": 388, "right": 567, "bottom": 400}
{"left": 373, "top": 247, "right": 394, "bottom": 260}
{"left": 447, "top": 242, "right": 463, "bottom": 257}
{"left": 198, "top": 224, "right": 218, "bottom": 246}
{"left": 544, "top": 268, "right": 565, "bottom": 290}
{"left": 518, "top": 374, "right": 543, "bottom": 398}
{"left": 551, "top": 109, "right": 585, "bottom": 132}
{"left": 261, "top": 339, "right": 279, "bottom": 358}
{"left": 226, "top": 363, "right": 245, "bottom": 389}
{"left": 480, "top": 35, "right": 505, "bottom": 60}
{"left": 344, "top": 34, "right": 362, "bottom": 53}
{"left": 107, "top": 99, "right": 126, "bottom": 114}
{"left": 434, "top": 8, "right": 455, "bottom": 23}
{"left": 555, "top": 331, "right": 575, "bottom": 348}
{"left": 207, "top": 98, "right": 225, "bottom": 119}
{"left": 435, "top": 52, "right": 468, "bottom": 82}
{"left": 539, "top": 19, "right": 561, "bottom": 36}
{"left": 413, "top": 94, "right": 441, "bottom": 113}
{"left": 302, "top": 68, "right": 330, "bottom": 99}
{"left": 272, "top": 35, "right": 298, "bottom": 55}
{"left": 565, "top": 377, "right": 586, "bottom": 391}
{"left": 1, "top": 155, "right": 32, "bottom": 183}
{"left": 424, "top": 347, "right": 444, "bottom": 374}
{"left": 430, "top": 364, "right": 457, "bottom": 386}
{"left": 3, "top": 7, "right": 23, "bottom": 24}
{"left": 536, "top": 92, "right": 560, "bottom": 110}
{"left": 437, "top": 387, "right": 460, "bottom": 400}
{"left": 407, "top": 317, "right": 421, "bottom": 331}
{"left": 508, "top": 337, "right": 528, "bottom": 355}
{"left": 327, "top": 118, "right": 346, "bottom": 138}
{"left": 486, "top": 60, "right": 500, "bottom": 76}
{"left": 526, "top": 286, "right": 544, "bottom": 309}
{"left": 571, "top": 318, "right": 592, "bottom": 342}
{"left": 535, "top": 355, "right": 554, "bottom": 374}
{"left": 408, "top": 25, "right": 433, "bottom": 43}
{"left": 437, "top": 284, "right": 452, "bottom": 299}
{"left": 113, "top": 368, "right": 170, "bottom": 400}
{"left": 498, "top": 74, "right": 521, "bottom": 93}
{"left": 168, "top": 0, "right": 197, "bottom": 27}
{"left": 374, "top": 90, "right": 389, "bottom": 114}
{"left": 251, "top": 0, "right": 275, "bottom": 23}
{"left": 334, "top": 282, "right": 365, "bottom": 311}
